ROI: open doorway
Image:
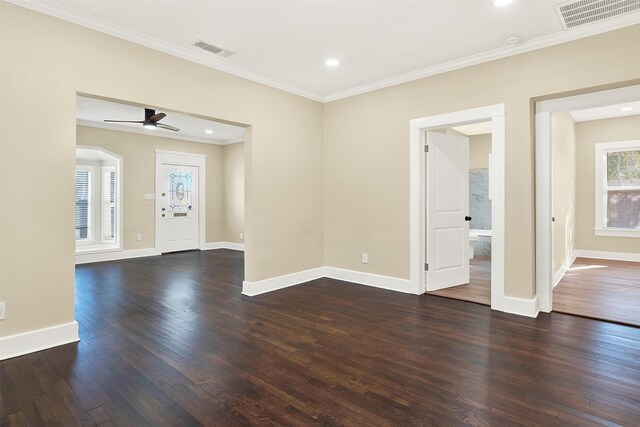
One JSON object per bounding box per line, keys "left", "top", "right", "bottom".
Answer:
{"left": 535, "top": 85, "right": 640, "bottom": 326}
{"left": 74, "top": 94, "right": 247, "bottom": 263}
{"left": 426, "top": 122, "right": 493, "bottom": 306}
{"left": 409, "top": 104, "right": 512, "bottom": 314}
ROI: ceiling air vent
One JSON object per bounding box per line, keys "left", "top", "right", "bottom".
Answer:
{"left": 194, "top": 40, "right": 235, "bottom": 58}
{"left": 555, "top": 0, "right": 640, "bottom": 29}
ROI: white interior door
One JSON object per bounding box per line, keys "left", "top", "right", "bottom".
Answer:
{"left": 426, "top": 131, "right": 470, "bottom": 291}
{"left": 158, "top": 164, "right": 199, "bottom": 253}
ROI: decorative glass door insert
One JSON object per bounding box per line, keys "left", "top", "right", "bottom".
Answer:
{"left": 168, "top": 170, "right": 193, "bottom": 212}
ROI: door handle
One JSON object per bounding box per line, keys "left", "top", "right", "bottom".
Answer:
{"left": 465, "top": 216, "right": 472, "bottom": 221}
{"left": 162, "top": 208, "right": 166, "bottom": 211}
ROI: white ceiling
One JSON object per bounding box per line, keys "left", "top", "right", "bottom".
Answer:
{"left": 452, "top": 122, "right": 493, "bottom": 136}
{"left": 11, "top": 1, "right": 640, "bottom": 102}
{"left": 569, "top": 101, "right": 640, "bottom": 122}
{"left": 77, "top": 96, "right": 245, "bottom": 145}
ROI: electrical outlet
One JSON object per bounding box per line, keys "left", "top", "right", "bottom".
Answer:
{"left": 362, "top": 253, "right": 368, "bottom": 264}
{"left": 136, "top": 233, "right": 142, "bottom": 241}
{"left": 0, "top": 302, "right": 5, "bottom": 320}
{"left": 240, "top": 233, "right": 244, "bottom": 240}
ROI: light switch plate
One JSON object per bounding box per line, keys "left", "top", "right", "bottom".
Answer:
{"left": 0, "top": 302, "right": 5, "bottom": 320}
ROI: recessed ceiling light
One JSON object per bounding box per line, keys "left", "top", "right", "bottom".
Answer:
{"left": 325, "top": 59, "right": 340, "bottom": 67}
{"left": 621, "top": 106, "right": 633, "bottom": 112}
{"left": 205, "top": 129, "right": 214, "bottom": 134}
{"left": 495, "top": 0, "right": 514, "bottom": 6}
{"left": 505, "top": 35, "right": 520, "bottom": 44}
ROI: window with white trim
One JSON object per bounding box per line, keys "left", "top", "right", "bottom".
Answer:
{"left": 594, "top": 140, "right": 640, "bottom": 237}
{"left": 75, "top": 147, "right": 122, "bottom": 252}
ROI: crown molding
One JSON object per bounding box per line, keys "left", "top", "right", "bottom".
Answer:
{"left": 323, "top": 14, "right": 640, "bottom": 102}
{"left": 5, "top": 0, "right": 324, "bottom": 102}
{"left": 6, "top": 0, "right": 640, "bottom": 104}
{"left": 77, "top": 119, "right": 241, "bottom": 145}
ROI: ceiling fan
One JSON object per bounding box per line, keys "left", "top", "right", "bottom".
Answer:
{"left": 104, "top": 108, "right": 180, "bottom": 131}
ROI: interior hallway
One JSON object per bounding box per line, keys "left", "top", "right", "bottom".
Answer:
{"left": 554, "top": 257, "right": 640, "bottom": 327}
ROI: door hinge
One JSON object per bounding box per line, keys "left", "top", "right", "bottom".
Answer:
{"left": 424, "top": 263, "right": 429, "bottom": 271}
{"left": 424, "top": 145, "right": 429, "bottom": 153}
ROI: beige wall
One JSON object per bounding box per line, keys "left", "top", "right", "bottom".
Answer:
{"left": 1, "top": 4, "right": 323, "bottom": 337}
{"left": 224, "top": 142, "right": 245, "bottom": 243}
{"left": 551, "top": 113, "right": 577, "bottom": 275}
{"left": 575, "top": 115, "right": 640, "bottom": 254}
{"left": 470, "top": 133, "right": 492, "bottom": 170}
{"left": 2, "top": 2, "right": 640, "bottom": 339}
{"left": 324, "top": 24, "right": 640, "bottom": 298}
{"left": 77, "top": 125, "right": 230, "bottom": 249}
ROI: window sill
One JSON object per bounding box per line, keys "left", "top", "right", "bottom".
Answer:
{"left": 594, "top": 228, "right": 640, "bottom": 238}
{"left": 75, "top": 244, "right": 121, "bottom": 255}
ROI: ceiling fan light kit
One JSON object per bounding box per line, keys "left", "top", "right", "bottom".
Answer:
{"left": 104, "top": 108, "right": 180, "bottom": 132}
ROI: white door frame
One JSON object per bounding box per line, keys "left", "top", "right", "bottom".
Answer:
{"left": 155, "top": 150, "right": 206, "bottom": 252}
{"left": 534, "top": 84, "right": 640, "bottom": 313}
{"left": 409, "top": 104, "right": 506, "bottom": 310}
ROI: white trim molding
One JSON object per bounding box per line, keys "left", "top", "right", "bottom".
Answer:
{"left": 76, "top": 248, "right": 161, "bottom": 264}
{"left": 553, "top": 251, "right": 578, "bottom": 288}
{"left": 535, "top": 84, "right": 640, "bottom": 313}
{"left": 222, "top": 241, "right": 245, "bottom": 251}
{"left": 242, "top": 268, "right": 325, "bottom": 297}
{"left": 242, "top": 266, "right": 412, "bottom": 298}
{"left": 495, "top": 296, "right": 540, "bottom": 318}
{"left": 594, "top": 140, "right": 640, "bottom": 237}
{"left": 7, "top": 0, "right": 640, "bottom": 103}
{"left": 409, "top": 104, "right": 508, "bottom": 312}
{"left": 594, "top": 228, "right": 640, "bottom": 238}
{"left": 0, "top": 321, "right": 80, "bottom": 360}
{"left": 243, "top": 262, "right": 541, "bottom": 318}
{"left": 324, "top": 267, "right": 413, "bottom": 294}
{"left": 202, "top": 241, "right": 245, "bottom": 251}
{"left": 76, "top": 242, "right": 245, "bottom": 264}
{"left": 574, "top": 249, "right": 640, "bottom": 263}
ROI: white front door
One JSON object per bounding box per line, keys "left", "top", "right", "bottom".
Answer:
{"left": 158, "top": 164, "right": 199, "bottom": 253}
{"left": 425, "top": 131, "right": 470, "bottom": 291}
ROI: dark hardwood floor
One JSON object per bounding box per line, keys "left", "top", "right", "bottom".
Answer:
{"left": 554, "top": 257, "right": 640, "bottom": 327}
{"left": 2, "top": 250, "right": 640, "bottom": 426}
{"left": 428, "top": 256, "right": 491, "bottom": 305}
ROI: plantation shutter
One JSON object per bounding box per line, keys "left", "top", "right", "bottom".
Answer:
{"left": 75, "top": 169, "right": 91, "bottom": 240}
{"left": 102, "top": 167, "right": 116, "bottom": 241}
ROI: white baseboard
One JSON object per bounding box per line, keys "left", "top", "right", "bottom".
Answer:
{"left": 574, "top": 249, "right": 640, "bottom": 263}
{"left": 0, "top": 321, "right": 80, "bottom": 360}
{"left": 202, "top": 241, "right": 245, "bottom": 251}
{"left": 77, "top": 242, "right": 246, "bottom": 264}
{"left": 496, "top": 295, "right": 539, "bottom": 318}
{"left": 553, "top": 251, "right": 578, "bottom": 288}
{"left": 76, "top": 248, "right": 161, "bottom": 264}
{"left": 242, "top": 266, "right": 413, "bottom": 297}
{"left": 242, "top": 267, "right": 325, "bottom": 296}
{"left": 324, "top": 267, "right": 413, "bottom": 294}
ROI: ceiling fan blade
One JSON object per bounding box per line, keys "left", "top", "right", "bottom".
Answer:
{"left": 104, "top": 120, "right": 145, "bottom": 123}
{"left": 156, "top": 123, "right": 180, "bottom": 132}
{"left": 148, "top": 112, "right": 166, "bottom": 123}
